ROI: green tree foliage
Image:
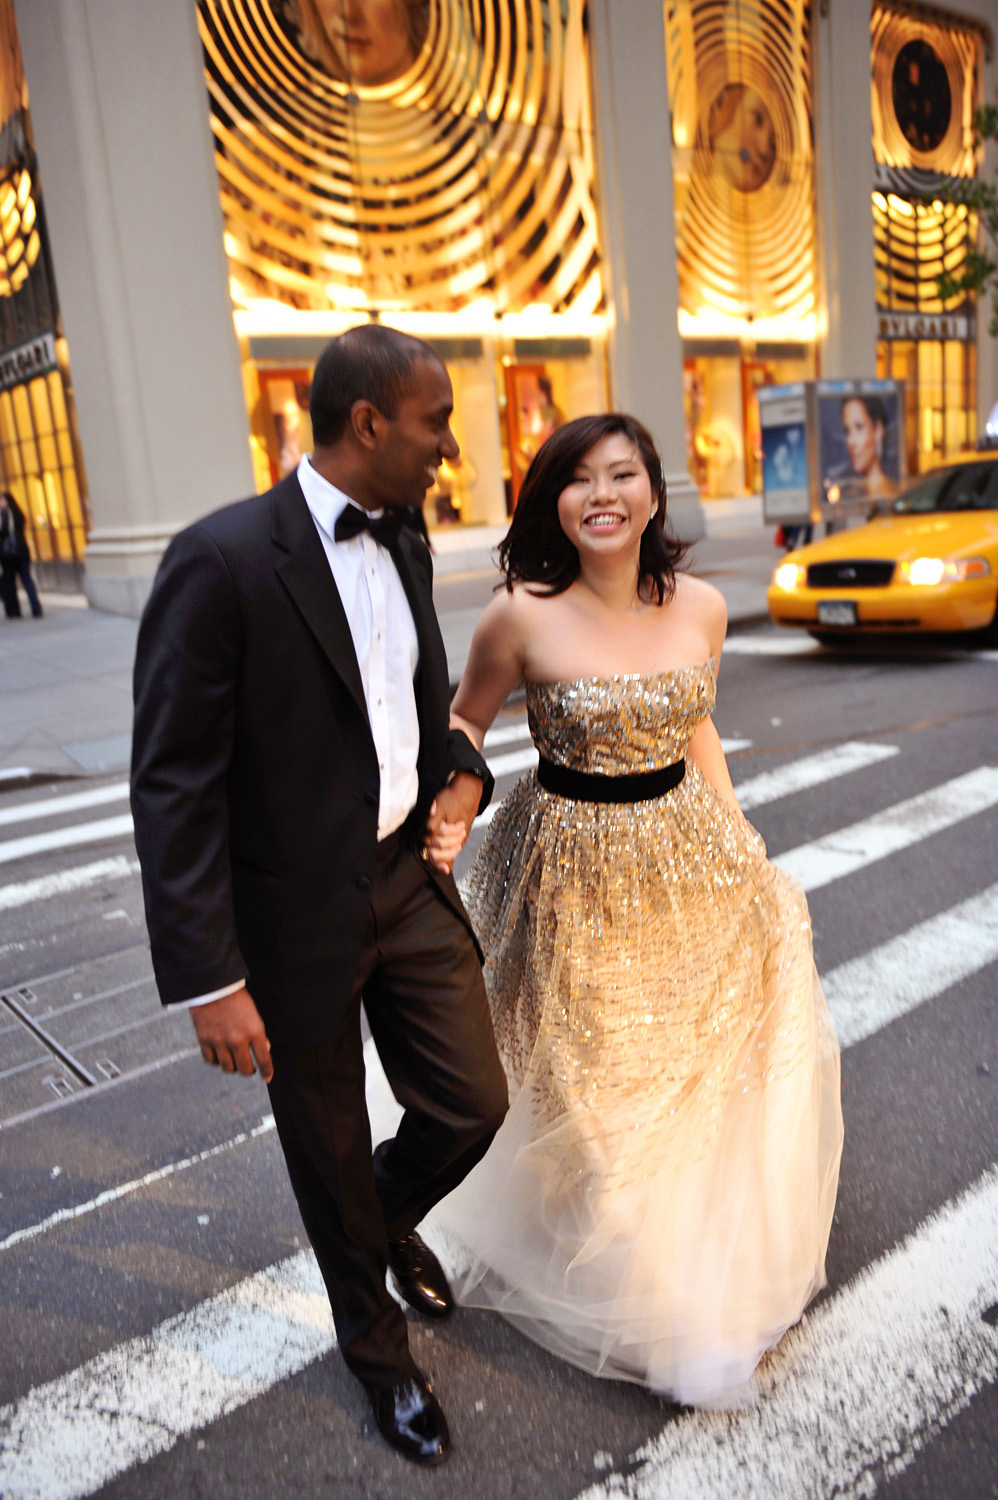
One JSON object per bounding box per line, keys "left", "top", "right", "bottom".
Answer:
{"left": 934, "top": 99, "right": 998, "bottom": 335}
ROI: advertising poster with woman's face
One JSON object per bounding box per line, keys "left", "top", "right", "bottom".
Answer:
{"left": 759, "top": 385, "right": 809, "bottom": 522}
{"left": 817, "top": 383, "right": 901, "bottom": 507}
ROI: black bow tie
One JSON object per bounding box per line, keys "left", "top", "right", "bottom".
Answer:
{"left": 333, "top": 504, "right": 402, "bottom": 548}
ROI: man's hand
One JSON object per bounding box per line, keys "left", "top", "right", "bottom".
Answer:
{"left": 191, "top": 987, "right": 274, "bottom": 1083}
{"left": 422, "top": 774, "right": 482, "bottom": 874}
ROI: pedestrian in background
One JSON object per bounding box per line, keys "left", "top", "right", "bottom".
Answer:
{"left": 0, "top": 491, "right": 43, "bottom": 619}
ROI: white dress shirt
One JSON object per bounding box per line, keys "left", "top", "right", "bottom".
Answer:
{"left": 183, "top": 455, "right": 423, "bottom": 1009}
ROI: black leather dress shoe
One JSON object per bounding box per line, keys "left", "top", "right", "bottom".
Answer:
{"left": 367, "top": 1372, "right": 450, "bottom": 1465}
{"left": 387, "top": 1231, "right": 454, "bottom": 1318}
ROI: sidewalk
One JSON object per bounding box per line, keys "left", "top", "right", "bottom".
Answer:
{"left": 0, "top": 497, "right": 776, "bottom": 780}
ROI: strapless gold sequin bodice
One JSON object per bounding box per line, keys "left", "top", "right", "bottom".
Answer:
{"left": 526, "top": 661, "right": 715, "bottom": 774}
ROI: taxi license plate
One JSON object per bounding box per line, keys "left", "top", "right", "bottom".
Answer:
{"left": 817, "top": 601, "right": 858, "bottom": 627}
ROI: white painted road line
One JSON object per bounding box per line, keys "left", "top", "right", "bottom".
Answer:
{"left": 0, "top": 767, "right": 35, "bottom": 783}
{"left": 822, "top": 882, "right": 998, "bottom": 1049}
{"left": 0, "top": 783, "right": 129, "bottom": 828}
{"left": 4, "top": 1157, "right": 995, "bottom": 1500}
{"left": 0, "top": 856, "right": 140, "bottom": 912}
{"left": 0, "top": 1116, "right": 276, "bottom": 1255}
{"left": 775, "top": 764, "right": 998, "bottom": 892}
{"left": 0, "top": 1251, "right": 334, "bottom": 1500}
{"left": 723, "top": 634, "right": 819, "bottom": 655}
{"left": 735, "top": 741, "right": 898, "bottom": 811}
{"left": 0, "top": 814, "right": 134, "bottom": 866}
{"left": 486, "top": 745, "right": 539, "bottom": 779}
{"left": 484, "top": 720, "right": 530, "bottom": 750}
{"left": 578, "top": 1164, "right": 998, "bottom": 1500}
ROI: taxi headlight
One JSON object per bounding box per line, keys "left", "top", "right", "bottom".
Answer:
{"left": 899, "top": 556, "right": 991, "bottom": 586}
{"left": 774, "top": 561, "right": 806, "bottom": 590}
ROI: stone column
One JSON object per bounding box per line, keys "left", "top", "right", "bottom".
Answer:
{"left": 15, "top": 0, "right": 254, "bottom": 615}
{"left": 813, "top": 2, "right": 877, "bottom": 378}
{"left": 587, "top": 0, "right": 704, "bottom": 540}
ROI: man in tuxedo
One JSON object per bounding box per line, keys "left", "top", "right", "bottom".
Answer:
{"left": 131, "top": 324, "right": 507, "bottom": 1466}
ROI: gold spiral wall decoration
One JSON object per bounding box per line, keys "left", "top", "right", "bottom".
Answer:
{"left": 871, "top": 5, "right": 984, "bottom": 318}
{"left": 664, "top": 0, "right": 817, "bottom": 336}
{"left": 871, "top": 4, "right": 981, "bottom": 180}
{"left": 197, "top": 0, "right": 601, "bottom": 318}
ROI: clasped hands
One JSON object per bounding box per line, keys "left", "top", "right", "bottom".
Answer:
{"left": 191, "top": 772, "right": 482, "bottom": 1081}
{"left": 421, "top": 769, "right": 483, "bottom": 876}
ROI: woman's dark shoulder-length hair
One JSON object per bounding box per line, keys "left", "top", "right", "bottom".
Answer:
{"left": 498, "top": 412, "right": 689, "bottom": 603}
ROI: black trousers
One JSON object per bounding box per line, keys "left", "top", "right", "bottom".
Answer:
{"left": 1, "top": 555, "right": 42, "bottom": 617}
{"left": 267, "top": 830, "right": 508, "bottom": 1389}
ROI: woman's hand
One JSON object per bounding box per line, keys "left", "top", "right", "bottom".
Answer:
{"left": 422, "top": 776, "right": 482, "bottom": 873}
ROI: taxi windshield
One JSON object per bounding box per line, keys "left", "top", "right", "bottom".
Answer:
{"left": 875, "top": 461, "right": 998, "bottom": 516}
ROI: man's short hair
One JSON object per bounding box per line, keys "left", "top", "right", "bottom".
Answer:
{"left": 309, "top": 324, "right": 443, "bottom": 446}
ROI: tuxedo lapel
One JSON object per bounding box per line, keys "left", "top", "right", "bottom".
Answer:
{"left": 270, "top": 475, "right": 368, "bottom": 723}
{"left": 391, "top": 532, "right": 449, "bottom": 732}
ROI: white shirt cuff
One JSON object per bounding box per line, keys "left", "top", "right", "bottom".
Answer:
{"left": 173, "top": 980, "right": 246, "bottom": 1010}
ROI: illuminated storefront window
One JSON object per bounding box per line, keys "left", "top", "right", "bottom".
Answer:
{"left": 198, "top": 0, "right": 606, "bottom": 523}
{"left": 665, "top": 0, "right": 819, "bottom": 497}
{"left": 871, "top": 3, "right": 988, "bottom": 472}
{"left": 0, "top": 0, "right": 89, "bottom": 581}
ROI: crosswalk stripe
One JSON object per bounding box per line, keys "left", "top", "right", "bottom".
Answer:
{"left": 822, "top": 882, "right": 998, "bottom": 1048}
{"left": 0, "top": 1252, "right": 335, "bottom": 1500}
{"left": 486, "top": 745, "right": 538, "bottom": 779}
{"left": 0, "top": 783, "right": 129, "bottom": 829}
{"left": 5, "top": 1157, "right": 996, "bottom": 1500}
{"left": 0, "top": 814, "right": 134, "bottom": 866}
{"left": 0, "top": 855, "right": 139, "bottom": 912}
{"left": 723, "top": 634, "right": 819, "bottom": 655}
{"left": 735, "top": 741, "right": 898, "bottom": 811}
{"left": 775, "top": 765, "right": 998, "bottom": 892}
{"left": 484, "top": 721, "right": 531, "bottom": 749}
{"left": 579, "top": 1163, "right": 998, "bottom": 1500}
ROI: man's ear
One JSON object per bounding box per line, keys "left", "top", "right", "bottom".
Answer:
{"left": 349, "top": 399, "right": 383, "bottom": 450}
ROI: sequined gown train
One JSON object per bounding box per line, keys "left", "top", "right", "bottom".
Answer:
{"left": 433, "top": 662, "right": 843, "bottom": 1406}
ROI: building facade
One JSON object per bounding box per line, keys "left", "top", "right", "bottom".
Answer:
{"left": 8, "top": 0, "right": 997, "bottom": 612}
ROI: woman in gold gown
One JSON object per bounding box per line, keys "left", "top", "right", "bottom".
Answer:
{"left": 432, "top": 413, "right": 843, "bottom": 1407}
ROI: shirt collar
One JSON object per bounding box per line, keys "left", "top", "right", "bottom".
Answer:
{"left": 297, "top": 454, "right": 383, "bottom": 542}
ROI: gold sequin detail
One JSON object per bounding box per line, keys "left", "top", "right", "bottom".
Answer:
{"left": 462, "top": 663, "right": 835, "bottom": 1190}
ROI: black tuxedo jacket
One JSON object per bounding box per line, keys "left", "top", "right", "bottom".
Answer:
{"left": 130, "top": 471, "right": 493, "bottom": 1046}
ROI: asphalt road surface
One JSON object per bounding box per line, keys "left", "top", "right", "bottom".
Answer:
{"left": 1, "top": 627, "right": 996, "bottom": 1500}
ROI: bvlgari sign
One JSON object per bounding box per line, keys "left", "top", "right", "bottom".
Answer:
{"left": 878, "top": 312, "right": 969, "bottom": 341}
{"left": 0, "top": 331, "right": 57, "bottom": 392}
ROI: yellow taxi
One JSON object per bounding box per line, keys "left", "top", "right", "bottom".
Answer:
{"left": 766, "top": 455, "right": 998, "bottom": 644}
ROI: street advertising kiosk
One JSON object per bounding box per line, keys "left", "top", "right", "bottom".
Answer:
{"left": 759, "top": 379, "right": 905, "bottom": 527}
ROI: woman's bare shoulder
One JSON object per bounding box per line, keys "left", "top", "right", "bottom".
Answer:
{"left": 673, "top": 571, "right": 727, "bottom": 623}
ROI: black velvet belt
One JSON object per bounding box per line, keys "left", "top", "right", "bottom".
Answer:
{"left": 537, "top": 756, "right": 686, "bottom": 803}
